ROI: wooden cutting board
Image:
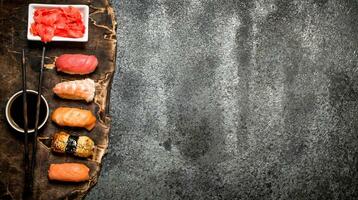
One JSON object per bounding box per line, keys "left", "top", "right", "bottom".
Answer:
{"left": 0, "top": 0, "right": 117, "bottom": 199}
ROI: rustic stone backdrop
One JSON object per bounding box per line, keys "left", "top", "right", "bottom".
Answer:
{"left": 88, "top": 0, "right": 358, "bottom": 199}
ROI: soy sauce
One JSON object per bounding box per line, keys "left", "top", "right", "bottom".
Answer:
{"left": 10, "top": 92, "right": 47, "bottom": 129}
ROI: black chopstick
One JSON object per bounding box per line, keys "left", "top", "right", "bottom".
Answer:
{"left": 21, "top": 49, "right": 30, "bottom": 194}
{"left": 28, "top": 45, "right": 46, "bottom": 192}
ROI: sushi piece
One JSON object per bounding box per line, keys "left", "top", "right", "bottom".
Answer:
{"left": 51, "top": 132, "right": 95, "bottom": 158}
{"left": 56, "top": 54, "right": 98, "bottom": 75}
{"left": 51, "top": 107, "right": 96, "bottom": 131}
{"left": 53, "top": 78, "right": 95, "bottom": 102}
{"left": 48, "top": 163, "right": 90, "bottom": 182}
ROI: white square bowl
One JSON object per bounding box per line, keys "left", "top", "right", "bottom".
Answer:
{"left": 27, "top": 4, "right": 89, "bottom": 42}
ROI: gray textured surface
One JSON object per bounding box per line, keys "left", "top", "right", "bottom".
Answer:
{"left": 87, "top": 0, "right": 358, "bottom": 199}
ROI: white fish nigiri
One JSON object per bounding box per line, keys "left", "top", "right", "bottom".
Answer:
{"left": 53, "top": 78, "right": 95, "bottom": 102}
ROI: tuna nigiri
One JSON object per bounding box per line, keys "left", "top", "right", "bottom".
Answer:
{"left": 48, "top": 163, "right": 90, "bottom": 182}
{"left": 52, "top": 107, "right": 96, "bottom": 131}
{"left": 53, "top": 78, "right": 95, "bottom": 102}
{"left": 56, "top": 54, "right": 98, "bottom": 75}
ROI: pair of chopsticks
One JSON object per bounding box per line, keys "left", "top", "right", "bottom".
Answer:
{"left": 22, "top": 46, "right": 46, "bottom": 194}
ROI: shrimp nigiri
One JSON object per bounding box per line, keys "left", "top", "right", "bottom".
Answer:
{"left": 53, "top": 78, "right": 95, "bottom": 102}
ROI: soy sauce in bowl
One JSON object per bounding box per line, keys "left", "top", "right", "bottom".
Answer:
{"left": 5, "top": 90, "right": 49, "bottom": 133}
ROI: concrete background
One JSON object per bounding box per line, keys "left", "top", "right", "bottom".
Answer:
{"left": 88, "top": 0, "right": 358, "bottom": 199}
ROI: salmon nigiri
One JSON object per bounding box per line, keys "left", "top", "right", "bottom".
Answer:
{"left": 53, "top": 78, "right": 95, "bottom": 102}
{"left": 56, "top": 54, "right": 98, "bottom": 75}
{"left": 48, "top": 163, "right": 90, "bottom": 182}
{"left": 52, "top": 107, "right": 96, "bottom": 131}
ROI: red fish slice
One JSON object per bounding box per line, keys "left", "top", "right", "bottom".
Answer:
{"left": 56, "top": 54, "right": 98, "bottom": 75}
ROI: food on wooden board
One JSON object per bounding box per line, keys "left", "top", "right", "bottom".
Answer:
{"left": 51, "top": 107, "right": 96, "bottom": 131}
{"left": 48, "top": 163, "right": 90, "bottom": 182}
{"left": 56, "top": 54, "right": 98, "bottom": 75}
{"left": 53, "top": 78, "right": 95, "bottom": 102}
{"left": 30, "top": 6, "right": 85, "bottom": 42}
{"left": 51, "top": 131, "right": 94, "bottom": 158}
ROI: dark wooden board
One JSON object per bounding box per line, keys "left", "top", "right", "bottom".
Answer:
{"left": 0, "top": 0, "right": 117, "bottom": 199}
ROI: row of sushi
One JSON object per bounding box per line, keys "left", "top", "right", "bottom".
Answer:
{"left": 48, "top": 54, "right": 98, "bottom": 182}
